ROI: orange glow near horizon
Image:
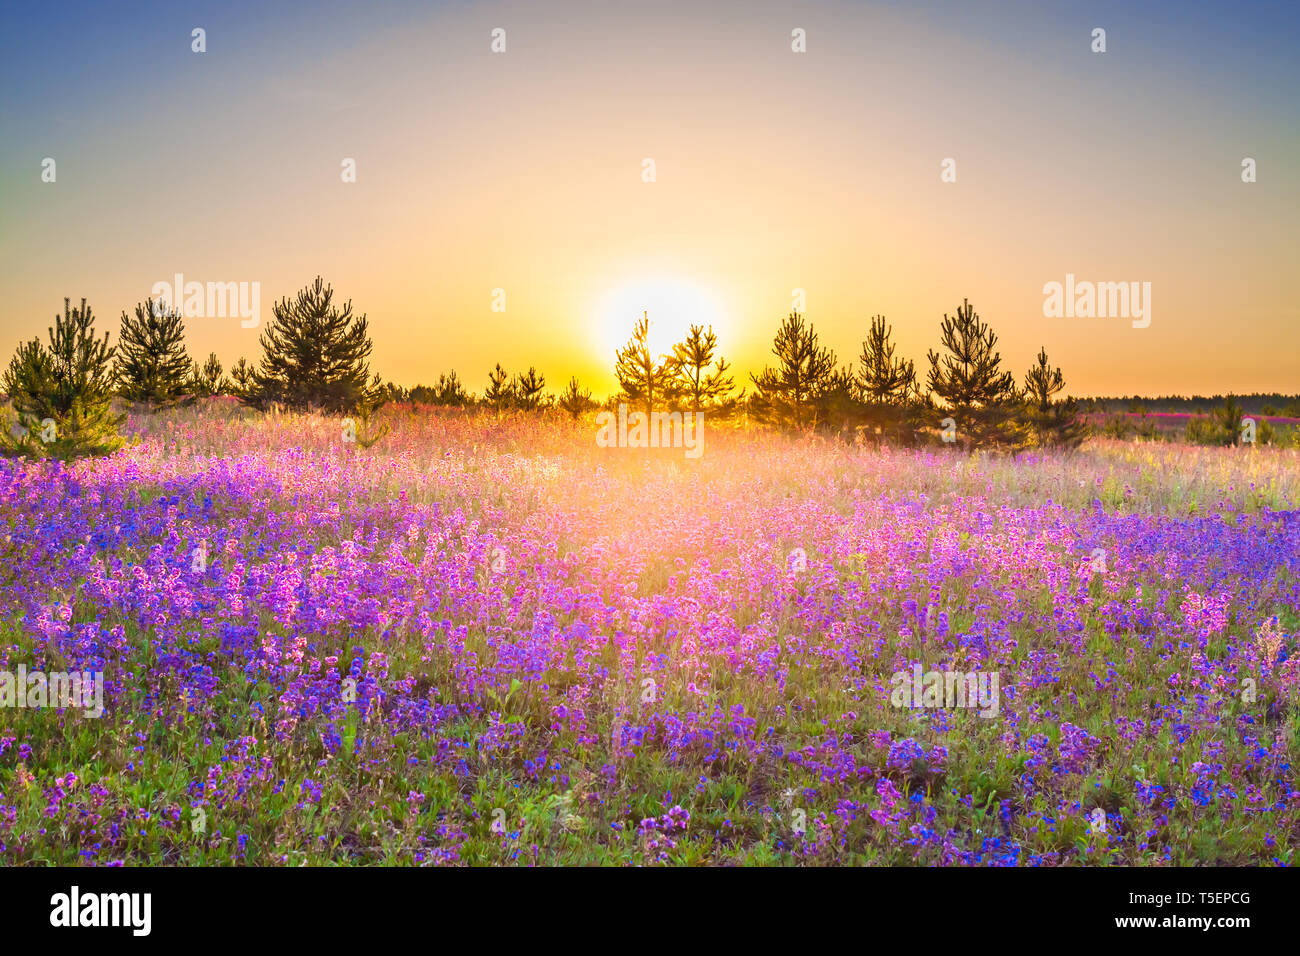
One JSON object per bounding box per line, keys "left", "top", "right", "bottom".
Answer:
{"left": 592, "top": 277, "right": 731, "bottom": 363}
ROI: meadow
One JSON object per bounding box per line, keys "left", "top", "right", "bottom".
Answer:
{"left": 1, "top": 401, "right": 1297, "bottom": 866}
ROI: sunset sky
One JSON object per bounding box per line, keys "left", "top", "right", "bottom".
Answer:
{"left": 2, "top": 0, "right": 1297, "bottom": 397}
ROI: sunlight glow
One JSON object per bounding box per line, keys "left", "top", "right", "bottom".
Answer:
{"left": 593, "top": 277, "right": 729, "bottom": 362}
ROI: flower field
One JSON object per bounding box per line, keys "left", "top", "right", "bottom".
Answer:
{"left": 2, "top": 403, "right": 1298, "bottom": 866}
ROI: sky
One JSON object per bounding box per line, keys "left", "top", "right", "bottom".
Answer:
{"left": 1, "top": 0, "right": 1297, "bottom": 397}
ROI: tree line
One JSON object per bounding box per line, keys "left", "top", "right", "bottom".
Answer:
{"left": 1, "top": 277, "right": 1087, "bottom": 459}
{"left": 601, "top": 301, "right": 1084, "bottom": 450}
{"left": 1084, "top": 394, "right": 1300, "bottom": 418}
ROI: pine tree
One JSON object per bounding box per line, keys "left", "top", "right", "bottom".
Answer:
{"left": 557, "top": 376, "right": 594, "bottom": 420}
{"left": 485, "top": 363, "right": 513, "bottom": 411}
{"left": 1214, "top": 394, "right": 1245, "bottom": 446}
{"left": 433, "top": 370, "right": 469, "bottom": 406}
{"left": 1, "top": 297, "right": 123, "bottom": 459}
{"left": 856, "top": 315, "right": 917, "bottom": 442}
{"left": 749, "top": 311, "right": 838, "bottom": 430}
{"left": 669, "top": 324, "right": 734, "bottom": 414}
{"left": 253, "top": 277, "right": 375, "bottom": 413}
{"left": 857, "top": 316, "right": 915, "bottom": 404}
{"left": 115, "top": 299, "right": 192, "bottom": 405}
{"left": 228, "top": 357, "right": 255, "bottom": 400}
{"left": 614, "top": 313, "right": 673, "bottom": 417}
{"left": 1021, "top": 347, "right": 1087, "bottom": 449}
{"left": 925, "top": 299, "right": 1019, "bottom": 448}
{"left": 188, "top": 352, "right": 227, "bottom": 397}
{"left": 513, "top": 367, "right": 546, "bottom": 410}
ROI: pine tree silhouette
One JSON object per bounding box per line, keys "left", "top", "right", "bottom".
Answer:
{"left": 857, "top": 315, "right": 918, "bottom": 443}
{"left": 253, "top": 277, "right": 376, "bottom": 413}
{"left": 558, "top": 376, "right": 594, "bottom": 420}
{"left": 513, "top": 366, "right": 546, "bottom": 410}
{"left": 614, "top": 312, "right": 672, "bottom": 417}
{"left": 115, "top": 299, "right": 192, "bottom": 405}
{"left": 188, "top": 352, "right": 227, "bottom": 397}
{"left": 925, "top": 299, "right": 1019, "bottom": 448}
{"left": 1, "top": 297, "right": 123, "bottom": 459}
{"left": 857, "top": 316, "right": 915, "bottom": 404}
{"left": 485, "top": 363, "right": 513, "bottom": 411}
{"left": 670, "top": 324, "right": 734, "bottom": 414}
{"left": 1021, "top": 347, "right": 1087, "bottom": 449}
{"left": 228, "top": 357, "right": 255, "bottom": 400}
{"left": 749, "top": 311, "right": 837, "bottom": 430}
{"left": 434, "top": 370, "right": 469, "bottom": 406}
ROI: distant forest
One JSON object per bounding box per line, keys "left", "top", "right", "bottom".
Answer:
{"left": 1082, "top": 394, "right": 1300, "bottom": 417}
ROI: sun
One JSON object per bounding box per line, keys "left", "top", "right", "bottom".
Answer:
{"left": 594, "top": 277, "right": 728, "bottom": 361}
